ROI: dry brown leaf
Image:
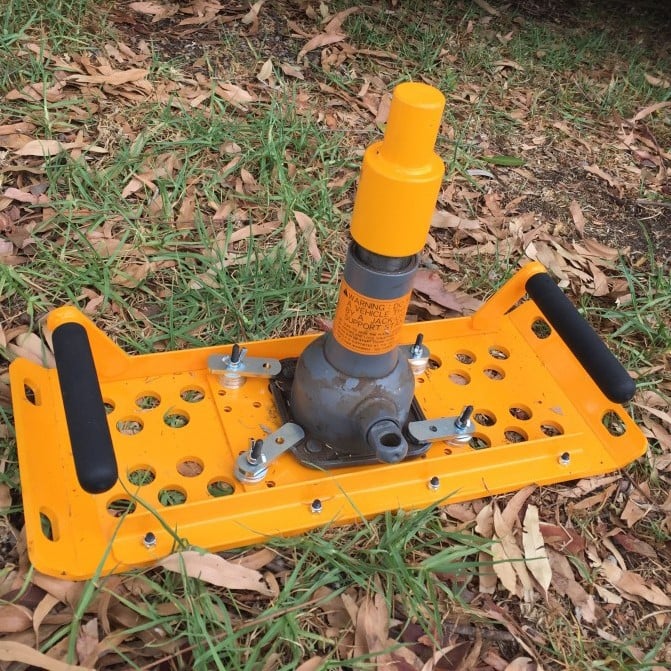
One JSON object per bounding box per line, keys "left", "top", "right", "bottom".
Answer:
{"left": 644, "top": 73, "right": 671, "bottom": 88}
{"left": 257, "top": 57, "right": 273, "bottom": 82}
{"left": 160, "top": 550, "right": 276, "bottom": 596}
{"left": 242, "top": 0, "right": 266, "bottom": 27}
{"left": 280, "top": 62, "right": 304, "bottom": 79}
{"left": 0, "top": 641, "right": 94, "bottom": 670}
{"left": 128, "top": 2, "right": 178, "bottom": 21}
{"left": 547, "top": 549, "right": 597, "bottom": 623}
{"left": 569, "top": 200, "right": 586, "bottom": 236}
{"left": 296, "top": 658, "right": 325, "bottom": 671}
{"left": 294, "top": 211, "right": 322, "bottom": 261}
{"left": 504, "top": 658, "right": 536, "bottom": 671}
{"left": 493, "top": 505, "right": 535, "bottom": 602}
{"left": 14, "top": 140, "right": 65, "bottom": 157}
{"left": 631, "top": 100, "right": 671, "bottom": 122}
{"left": 76, "top": 618, "right": 99, "bottom": 667}
{"left": 502, "top": 485, "right": 536, "bottom": 529}
{"left": 73, "top": 69, "right": 149, "bottom": 86}
{"left": 0, "top": 482, "right": 11, "bottom": 508}
{"left": 620, "top": 497, "right": 648, "bottom": 527}
{"left": 600, "top": 560, "right": 671, "bottom": 606}
{"left": 412, "top": 269, "right": 481, "bottom": 314}
{"left": 216, "top": 83, "right": 255, "bottom": 108}
{"left": 0, "top": 604, "right": 32, "bottom": 633}
{"left": 355, "top": 592, "right": 390, "bottom": 664}
{"left": 298, "top": 33, "right": 346, "bottom": 60}
{"left": 473, "top": 0, "right": 501, "bottom": 16}
{"left": 584, "top": 164, "right": 621, "bottom": 189}
{"left": 431, "top": 210, "right": 481, "bottom": 231}
{"left": 522, "top": 505, "right": 552, "bottom": 592}
{"left": 8, "top": 333, "right": 55, "bottom": 367}
{"left": 324, "top": 7, "right": 360, "bottom": 34}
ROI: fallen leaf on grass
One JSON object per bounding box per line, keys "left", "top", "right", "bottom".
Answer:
{"left": 296, "top": 658, "right": 325, "bottom": 671}
{"left": 584, "top": 164, "right": 621, "bottom": 189}
{"left": 128, "top": 1, "right": 178, "bottom": 21}
{"left": 76, "top": 618, "right": 99, "bottom": 667}
{"left": 631, "top": 100, "right": 671, "bottom": 123}
{"left": 0, "top": 604, "right": 32, "bottom": 633}
{"left": 160, "top": 550, "right": 277, "bottom": 596}
{"left": 257, "top": 57, "right": 273, "bottom": 82}
{"left": 548, "top": 549, "right": 597, "bottom": 623}
{"left": 522, "top": 505, "right": 552, "bottom": 593}
{"left": 493, "top": 505, "right": 535, "bottom": 602}
{"left": 72, "top": 69, "right": 149, "bottom": 86}
{"left": 569, "top": 200, "right": 586, "bottom": 236}
{"left": 294, "top": 211, "right": 322, "bottom": 261}
{"left": 298, "top": 33, "right": 347, "bottom": 60}
{"left": 0, "top": 641, "right": 94, "bottom": 670}
{"left": 412, "top": 269, "right": 482, "bottom": 314}
{"left": 599, "top": 560, "right": 671, "bottom": 606}
{"left": 504, "top": 658, "right": 535, "bottom": 671}
{"left": 215, "top": 83, "right": 255, "bottom": 108}
{"left": 473, "top": 0, "right": 500, "bottom": 16}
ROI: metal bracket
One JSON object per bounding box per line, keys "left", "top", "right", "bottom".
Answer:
{"left": 234, "top": 423, "right": 305, "bottom": 483}
{"left": 208, "top": 344, "right": 281, "bottom": 389}
{"left": 407, "top": 405, "right": 474, "bottom": 445}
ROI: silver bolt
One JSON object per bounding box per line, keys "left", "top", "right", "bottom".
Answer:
{"left": 143, "top": 532, "right": 157, "bottom": 548}
{"left": 455, "top": 405, "right": 474, "bottom": 431}
{"left": 559, "top": 452, "right": 570, "bottom": 466}
{"left": 428, "top": 476, "right": 440, "bottom": 491}
{"left": 410, "top": 333, "right": 424, "bottom": 358}
{"left": 310, "top": 498, "right": 323, "bottom": 514}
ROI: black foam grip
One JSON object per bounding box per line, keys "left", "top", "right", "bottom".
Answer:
{"left": 526, "top": 273, "right": 635, "bottom": 404}
{"left": 52, "top": 323, "right": 118, "bottom": 494}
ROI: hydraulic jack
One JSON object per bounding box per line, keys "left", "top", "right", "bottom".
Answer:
{"left": 9, "top": 84, "right": 646, "bottom": 579}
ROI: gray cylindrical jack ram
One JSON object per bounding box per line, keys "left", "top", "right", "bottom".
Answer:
{"left": 290, "top": 243, "right": 417, "bottom": 463}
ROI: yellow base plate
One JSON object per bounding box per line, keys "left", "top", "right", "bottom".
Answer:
{"left": 10, "top": 263, "right": 647, "bottom": 579}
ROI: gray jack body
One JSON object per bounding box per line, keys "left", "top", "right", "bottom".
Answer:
{"left": 290, "top": 243, "right": 417, "bottom": 464}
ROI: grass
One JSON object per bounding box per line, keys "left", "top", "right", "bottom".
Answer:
{"left": 1, "top": 0, "right": 670, "bottom": 669}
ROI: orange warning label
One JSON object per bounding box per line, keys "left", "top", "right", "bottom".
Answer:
{"left": 332, "top": 282, "right": 411, "bottom": 355}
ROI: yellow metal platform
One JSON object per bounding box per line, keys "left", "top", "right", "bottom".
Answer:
{"left": 9, "top": 262, "right": 647, "bottom": 579}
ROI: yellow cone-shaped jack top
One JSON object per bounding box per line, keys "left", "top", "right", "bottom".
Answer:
{"left": 350, "top": 82, "right": 445, "bottom": 257}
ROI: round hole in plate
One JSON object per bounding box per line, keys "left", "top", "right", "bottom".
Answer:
{"left": 158, "top": 487, "right": 187, "bottom": 507}
{"left": 262, "top": 362, "right": 272, "bottom": 369}
{"left": 103, "top": 400, "right": 115, "bottom": 414}
{"left": 429, "top": 425, "right": 438, "bottom": 432}
{"left": 208, "top": 480, "right": 235, "bottom": 497}
{"left": 448, "top": 370, "right": 471, "bottom": 385}
{"left": 252, "top": 401, "right": 262, "bottom": 408}
{"left": 474, "top": 410, "right": 496, "bottom": 426}
{"left": 417, "top": 377, "right": 425, "bottom": 384}
{"left": 455, "top": 350, "right": 475, "bottom": 365}
{"left": 275, "top": 436, "right": 285, "bottom": 445}
{"left": 488, "top": 345, "right": 510, "bottom": 360}
{"left": 136, "top": 393, "right": 160, "bottom": 410}
{"left": 107, "top": 497, "right": 137, "bottom": 517}
{"left": 443, "top": 447, "right": 452, "bottom": 455}
{"left": 177, "top": 458, "right": 204, "bottom": 477}
{"left": 483, "top": 366, "right": 505, "bottom": 380}
{"left": 509, "top": 405, "right": 532, "bottom": 421}
{"left": 541, "top": 421, "right": 564, "bottom": 437}
{"left": 128, "top": 466, "right": 156, "bottom": 486}
{"left": 180, "top": 387, "right": 205, "bottom": 403}
{"left": 504, "top": 428, "right": 528, "bottom": 443}
{"left": 602, "top": 410, "right": 627, "bottom": 437}
{"left": 469, "top": 434, "right": 491, "bottom": 450}
{"left": 218, "top": 390, "right": 227, "bottom": 396}
{"left": 428, "top": 356, "right": 442, "bottom": 370}
{"left": 24, "top": 383, "right": 39, "bottom": 405}
{"left": 116, "top": 417, "right": 143, "bottom": 435}
{"left": 40, "top": 511, "right": 56, "bottom": 541}
{"left": 266, "top": 481, "right": 276, "bottom": 488}
{"left": 223, "top": 405, "right": 232, "bottom": 413}
{"left": 164, "top": 411, "right": 190, "bottom": 428}
{"left": 531, "top": 318, "right": 552, "bottom": 339}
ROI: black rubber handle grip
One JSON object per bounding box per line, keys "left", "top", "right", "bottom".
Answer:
{"left": 526, "top": 273, "right": 635, "bottom": 404}
{"left": 52, "top": 322, "right": 118, "bottom": 494}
